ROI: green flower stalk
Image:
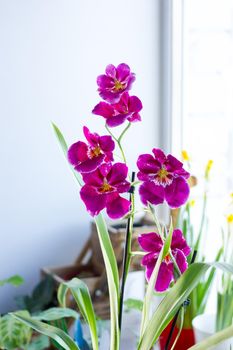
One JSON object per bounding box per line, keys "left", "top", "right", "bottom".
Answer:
{"left": 216, "top": 213, "right": 233, "bottom": 332}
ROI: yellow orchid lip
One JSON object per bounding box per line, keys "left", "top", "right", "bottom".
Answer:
{"left": 87, "top": 146, "right": 102, "bottom": 159}
{"left": 114, "top": 79, "right": 125, "bottom": 91}
{"left": 100, "top": 181, "right": 113, "bottom": 193}
{"left": 155, "top": 167, "right": 172, "bottom": 186}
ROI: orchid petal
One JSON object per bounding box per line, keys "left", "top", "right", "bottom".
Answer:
{"left": 80, "top": 185, "right": 106, "bottom": 216}
{"left": 99, "top": 135, "right": 115, "bottom": 152}
{"left": 173, "top": 249, "right": 188, "bottom": 273}
{"left": 92, "top": 102, "right": 115, "bottom": 118}
{"left": 139, "top": 181, "right": 165, "bottom": 206}
{"left": 138, "top": 233, "right": 163, "bottom": 253}
{"left": 105, "top": 64, "right": 116, "bottom": 78}
{"left": 164, "top": 177, "right": 190, "bottom": 208}
{"left": 171, "top": 229, "right": 191, "bottom": 256}
{"left": 106, "top": 114, "right": 128, "bottom": 127}
{"left": 106, "top": 194, "right": 131, "bottom": 219}
{"left": 128, "top": 96, "right": 143, "bottom": 112}
{"left": 68, "top": 141, "right": 88, "bottom": 165}
{"left": 137, "top": 154, "right": 159, "bottom": 175}
{"left": 155, "top": 262, "right": 174, "bottom": 292}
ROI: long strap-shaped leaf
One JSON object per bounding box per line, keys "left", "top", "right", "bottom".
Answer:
{"left": 32, "top": 307, "right": 79, "bottom": 321}
{"left": 52, "top": 123, "right": 82, "bottom": 186}
{"left": 140, "top": 222, "right": 173, "bottom": 336}
{"left": 138, "top": 262, "right": 233, "bottom": 350}
{"left": 58, "top": 278, "right": 98, "bottom": 350}
{"left": 95, "top": 214, "right": 120, "bottom": 350}
{"left": 52, "top": 123, "right": 120, "bottom": 350}
{"left": 188, "top": 324, "right": 233, "bottom": 350}
{"left": 10, "top": 313, "right": 79, "bottom": 350}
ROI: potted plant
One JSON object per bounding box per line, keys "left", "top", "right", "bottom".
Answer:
{"left": 159, "top": 156, "right": 223, "bottom": 350}
{"left": 192, "top": 210, "right": 233, "bottom": 350}
{"left": 8, "top": 63, "right": 233, "bottom": 350}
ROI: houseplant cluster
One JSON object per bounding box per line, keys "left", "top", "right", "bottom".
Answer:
{"left": 6, "top": 64, "right": 233, "bottom": 350}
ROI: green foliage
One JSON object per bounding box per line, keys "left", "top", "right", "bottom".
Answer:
{"left": 15, "top": 276, "right": 56, "bottom": 313}
{"left": 58, "top": 278, "right": 98, "bottom": 350}
{"left": 52, "top": 124, "right": 120, "bottom": 350}
{"left": 51, "top": 123, "right": 82, "bottom": 186}
{"left": 11, "top": 313, "right": 79, "bottom": 350}
{"left": 137, "top": 262, "right": 233, "bottom": 350}
{"left": 176, "top": 170, "right": 222, "bottom": 327}
{"left": 216, "top": 288, "right": 233, "bottom": 332}
{"left": 0, "top": 275, "right": 24, "bottom": 287}
{"left": 0, "top": 311, "right": 32, "bottom": 349}
{"left": 33, "top": 307, "right": 79, "bottom": 322}
{"left": 189, "top": 324, "right": 233, "bottom": 350}
{"left": 124, "top": 298, "right": 143, "bottom": 312}
{"left": 25, "top": 335, "right": 50, "bottom": 350}
{"left": 140, "top": 221, "right": 173, "bottom": 337}
{"left": 94, "top": 214, "right": 120, "bottom": 350}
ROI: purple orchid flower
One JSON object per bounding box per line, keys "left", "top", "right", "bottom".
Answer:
{"left": 97, "top": 63, "right": 136, "bottom": 103}
{"left": 68, "top": 126, "right": 115, "bottom": 173}
{"left": 92, "top": 92, "right": 143, "bottom": 127}
{"left": 138, "top": 229, "right": 191, "bottom": 292}
{"left": 80, "top": 162, "right": 131, "bottom": 219}
{"left": 137, "top": 148, "right": 190, "bottom": 208}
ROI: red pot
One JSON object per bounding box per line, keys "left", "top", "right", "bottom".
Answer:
{"left": 159, "top": 321, "right": 195, "bottom": 350}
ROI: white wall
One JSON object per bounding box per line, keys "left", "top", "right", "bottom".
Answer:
{"left": 0, "top": 0, "right": 161, "bottom": 312}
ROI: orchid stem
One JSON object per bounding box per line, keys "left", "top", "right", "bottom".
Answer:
{"left": 105, "top": 123, "right": 118, "bottom": 142}
{"left": 170, "top": 250, "right": 182, "bottom": 277}
{"left": 117, "top": 140, "right": 127, "bottom": 163}
{"left": 118, "top": 172, "right": 135, "bottom": 331}
{"left": 105, "top": 123, "right": 130, "bottom": 163}
{"left": 148, "top": 203, "right": 164, "bottom": 238}
{"left": 131, "top": 251, "right": 146, "bottom": 256}
{"left": 118, "top": 122, "right": 131, "bottom": 142}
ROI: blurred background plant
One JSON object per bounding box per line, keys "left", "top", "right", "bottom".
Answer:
{"left": 15, "top": 275, "right": 57, "bottom": 314}
{"left": 216, "top": 207, "right": 233, "bottom": 332}
{"left": 173, "top": 153, "right": 222, "bottom": 328}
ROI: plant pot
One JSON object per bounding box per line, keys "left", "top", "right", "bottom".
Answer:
{"left": 159, "top": 321, "right": 195, "bottom": 350}
{"left": 192, "top": 314, "right": 233, "bottom": 350}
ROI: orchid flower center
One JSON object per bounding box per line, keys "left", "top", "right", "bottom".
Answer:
{"left": 155, "top": 167, "right": 172, "bottom": 186}
{"left": 114, "top": 79, "right": 124, "bottom": 91}
{"left": 100, "top": 179, "right": 113, "bottom": 193}
{"left": 164, "top": 254, "right": 171, "bottom": 264}
{"left": 87, "top": 146, "right": 101, "bottom": 159}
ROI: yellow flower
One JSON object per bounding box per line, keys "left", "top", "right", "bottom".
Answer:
{"left": 181, "top": 150, "right": 190, "bottom": 162}
{"left": 205, "top": 159, "right": 213, "bottom": 179}
{"left": 189, "top": 200, "right": 196, "bottom": 207}
{"left": 227, "top": 214, "right": 233, "bottom": 224}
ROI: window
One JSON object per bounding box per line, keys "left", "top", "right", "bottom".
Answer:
{"left": 172, "top": 0, "right": 233, "bottom": 257}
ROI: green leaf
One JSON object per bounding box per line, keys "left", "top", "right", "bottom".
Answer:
{"left": 124, "top": 298, "right": 143, "bottom": 312}
{"left": 163, "top": 220, "right": 173, "bottom": 259}
{"left": 25, "top": 335, "right": 50, "bottom": 350}
{"left": 51, "top": 123, "right": 82, "bottom": 186}
{"left": 188, "top": 324, "right": 233, "bottom": 349}
{"left": 94, "top": 214, "right": 120, "bottom": 350}
{"left": 137, "top": 262, "right": 233, "bottom": 350}
{"left": 33, "top": 307, "right": 79, "bottom": 321}
{"left": 58, "top": 278, "right": 98, "bottom": 350}
{"left": 15, "top": 276, "right": 56, "bottom": 313}
{"left": 140, "top": 246, "right": 164, "bottom": 337}
{"left": 0, "top": 311, "right": 32, "bottom": 349}
{"left": 0, "top": 275, "right": 24, "bottom": 287}
{"left": 52, "top": 124, "right": 119, "bottom": 349}
{"left": 10, "top": 313, "right": 79, "bottom": 350}
{"left": 140, "top": 222, "right": 173, "bottom": 337}
{"left": 196, "top": 246, "right": 223, "bottom": 314}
